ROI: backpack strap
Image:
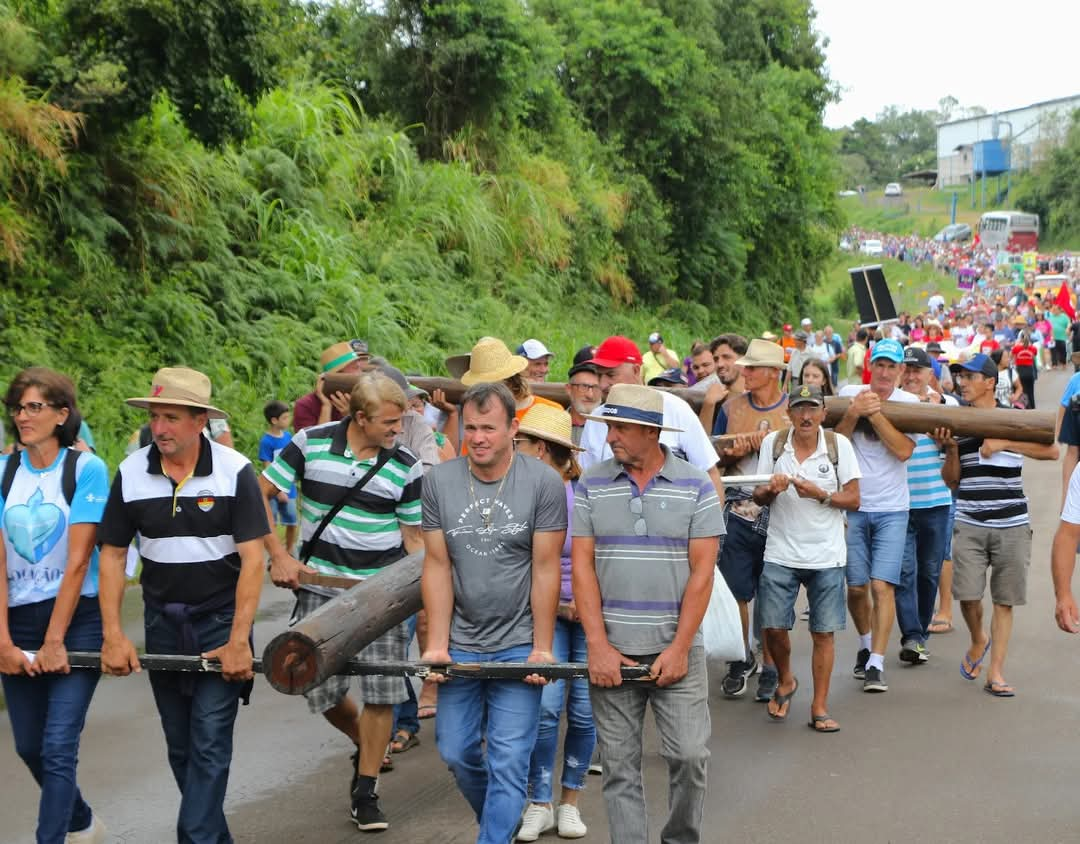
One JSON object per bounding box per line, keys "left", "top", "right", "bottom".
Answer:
{"left": 0, "top": 452, "right": 20, "bottom": 501}
{"left": 1, "top": 448, "right": 80, "bottom": 506}
{"left": 771, "top": 427, "right": 792, "bottom": 464}
{"left": 823, "top": 429, "right": 840, "bottom": 485}
{"left": 61, "top": 449, "right": 81, "bottom": 507}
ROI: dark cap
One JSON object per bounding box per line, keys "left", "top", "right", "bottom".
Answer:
{"left": 788, "top": 384, "right": 824, "bottom": 407}
{"left": 568, "top": 344, "right": 598, "bottom": 378}
{"left": 349, "top": 339, "right": 370, "bottom": 356}
{"left": 647, "top": 367, "right": 687, "bottom": 387}
{"left": 793, "top": 330, "right": 809, "bottom": 341}
{"left": 949, "top": 353, "right": 997, "bottom": 379}
{"left": 925, "top": 341, "right": 943, "bottom": 355}
{"left": 903, "top": 347, "right": 932, "bottom": 368}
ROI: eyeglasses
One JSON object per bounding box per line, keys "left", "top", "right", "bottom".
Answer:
{"left": 628, "top": 495, "right": 647, "bottom": 536}
{"left": 7, "top": 401, "right": 58, "bottom": 417}
{"left": 568, "top": 382, "right": 600, "bottom": 392}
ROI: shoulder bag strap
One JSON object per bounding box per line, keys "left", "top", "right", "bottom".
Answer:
{"left": 299, "top": 445, "right": 399, "bottom": 564}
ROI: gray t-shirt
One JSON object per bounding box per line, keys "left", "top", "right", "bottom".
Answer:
{"left": 422, "top": 453, "right": 568, "bottom": 652}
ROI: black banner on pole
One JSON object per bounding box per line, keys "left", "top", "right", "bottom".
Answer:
{"left": 849, "top": 264, "right": 898, "bottom": 327}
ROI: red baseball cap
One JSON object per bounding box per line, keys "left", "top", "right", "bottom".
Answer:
{"left": 782, "top": 323, "right": 793, "bottom": 332}
{"left": 589, "top": 335, "right": 643, "bottom": 368}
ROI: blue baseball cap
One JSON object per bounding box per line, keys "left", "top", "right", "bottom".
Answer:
{"left": 949, "top": 353, "right": 997, "bottom": 379}
{"left": 870, "top": 338, "right": 904, "bottom": 363}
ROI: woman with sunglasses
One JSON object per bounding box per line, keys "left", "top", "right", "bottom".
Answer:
{"left": 0, "top": 367, "right": 110, "bottom": 843}
{"left": 513, "top": 404, "right": 593, "bottom": 841}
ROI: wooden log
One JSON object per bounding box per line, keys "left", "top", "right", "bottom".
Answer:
{"left": 262, "top": 551, "right": 423, "bottom": 695}
{"left": 328, "top": 374, "right": 1056, "bottom": 445}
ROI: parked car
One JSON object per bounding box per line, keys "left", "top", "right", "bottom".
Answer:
{"left": 860, "top": 239, "right": 883, "bottom": 257}
{"left": 884, "top": 182, "right": 903, "bottom": 197}
{"left": 933, "top": 223, "right": 973, "bottom": 243}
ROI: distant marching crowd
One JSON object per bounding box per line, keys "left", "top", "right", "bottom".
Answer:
{"left": 8, "top": 297, "right": 1080, "bottom": 844}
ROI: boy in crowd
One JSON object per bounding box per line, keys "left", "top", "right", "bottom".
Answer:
{"left": 259, "top": 400, "right": 298, "bottom": 555}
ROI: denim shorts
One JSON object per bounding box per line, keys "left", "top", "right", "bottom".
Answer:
{"left": 272, "top": 496, "right": 298, "bottom": 527}
{"left": 716, "top": 512, "right": 766, "bottom": 602}
{"left": 758, "top": 562, "right": 847, "bottom": 633}
{"left": 845, "top": 509, "right": 909, "bottom": 586}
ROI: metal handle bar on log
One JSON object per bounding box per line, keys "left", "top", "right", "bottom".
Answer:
{"left": 45, "top": 652, "right": 654, "bottom": 682}
{"left": 326, "top": 375, "right": 1056, "bottom": 445}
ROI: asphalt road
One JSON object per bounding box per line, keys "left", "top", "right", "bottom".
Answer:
{"left": 2, "top": 369, "right": 1080, "bottom": 843}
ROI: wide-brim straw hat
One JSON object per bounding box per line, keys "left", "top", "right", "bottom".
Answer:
{"left": 320, "top": 341, "right": 360, "bottom": 374}
{"left": 735, "top": 338, "right": 787, "bottom": 369}
{"left": 126, "top": 367, "right": 227, "bottom": 419}
{"left": 582, "top": 383, "right": 682, "bottom": 432}
{"left": 460, "top": 338, "right": 528, "bottom": 386}
{"left": 518, "top": 403, "right": 583, "bottom": 452}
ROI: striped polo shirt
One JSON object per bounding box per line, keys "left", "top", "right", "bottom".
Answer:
{"left": 98, "top": 437, "right": 270, "bottom": 605}
{"left": 263, "top": 419, "right": 422, "bottom": 586}
{"left": 954, "top": 428, "right": 1028, "bottom": 529}
{"left": 907, "top": 435, "right": 953, "bottom": 510}
{"left": 573, "top": 446, "right": 724, "bottom": 654}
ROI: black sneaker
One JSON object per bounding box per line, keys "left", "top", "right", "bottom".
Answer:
{"left": 754, "top": 665, "right": 779, "bottom": 702}
{"left": 852, "top": 648, "right": 870, "bottom": 680}
{"left": 899, "top": 640, "right": 929, "bottom": 665}
{"left": 351, "top": 787, "right": 389, "bottom": 832}
{"left": 863, "top": 666, "right": 888, "bottom": 693}
{"left": 721, "top": 654, "right": 759, "bottom": 697}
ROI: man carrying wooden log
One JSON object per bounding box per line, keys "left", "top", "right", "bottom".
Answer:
{"left": 260, "top": 372, "right": 425, "bottom": 832}
{"left": 836, "top": 339, "right": 918, "bottom": 693}
{"left": 420, "top": 381, "right": 566, "bottom": 844}
{"left": 936, "top": 354, "right": 1058, "bottom": 697}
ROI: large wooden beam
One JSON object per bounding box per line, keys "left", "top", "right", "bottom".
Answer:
{"left": 262, "top": 551, "right": 423, "bottom": 695}
{"left": 328, "top": 374, "right": 1056, "bottom": 445}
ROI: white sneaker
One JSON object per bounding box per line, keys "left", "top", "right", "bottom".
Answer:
{"left": 557, "top": 804, "right": 587, "bottom": 839}
{"left": 66, "top": 815, "right": 107, "bottom": 843}
{"left": 517, "top": 803, "right": 555, "bottom": 841}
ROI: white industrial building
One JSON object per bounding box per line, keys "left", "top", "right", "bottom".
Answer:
{"left": 936, "top": 94, "right": 1080, "bottom": 187}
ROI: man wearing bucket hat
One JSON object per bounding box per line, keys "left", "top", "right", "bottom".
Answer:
{"left": 836, "top": 339, "right": 919, "bottom": 693}
{"left": 572, "top": 383, "right": 724, "bottom": 844}
{"left": 97, "top": 367, "right": 271, "bottom": 843}
{"left": 711, "top": 338, "right": 789, "bottom": 701}
{"left": 292, "top": 340, "right": 373, "bottom": 431}
{"left": 576, "top": 336, "right": 722, "bottom": 500}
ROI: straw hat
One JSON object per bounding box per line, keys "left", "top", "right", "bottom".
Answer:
{"left": 582, "top": 384, "right": 682, "bottom": 432}
{"left": 460, "top": 338, "right": 528, "bottom": 386}
{"left": 735, "top": 338, "right": 787, "bottom": 369}
{"left": 517, "top": 404, "right": 582, "bottom": 451}
{"left": 126, "top": 367, "right": 227, "bottom": 419}
{"left": 320, "top": 341, "right": 360, "bottom": 374}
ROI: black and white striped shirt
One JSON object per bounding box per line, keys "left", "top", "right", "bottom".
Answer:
{"left": 955, "top": 421, "right": 1028, "bottom": 529}
{"left": 99, "top": 436, "right": 270, "bottom": 605}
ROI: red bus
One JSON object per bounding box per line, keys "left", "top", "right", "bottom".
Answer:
{"left": 978, "top": 211, "right": 1039, "bottom": 251}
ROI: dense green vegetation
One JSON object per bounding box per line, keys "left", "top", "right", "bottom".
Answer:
{"left": 1, "top": 0, "right": 842, "bottom": 466}
{"left": 1013, "top": 109, "right": 1080, "bottom": 248}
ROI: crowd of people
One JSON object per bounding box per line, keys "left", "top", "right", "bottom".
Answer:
{"left": 5, "top": 292, "right": 1080, "bottom": 843}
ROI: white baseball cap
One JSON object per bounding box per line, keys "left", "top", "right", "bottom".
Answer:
{"left": 517, "top": 339, "right": 553, "bottom": 361}
{"left": 801, "top": 317, "right": 813, "bottom": 327}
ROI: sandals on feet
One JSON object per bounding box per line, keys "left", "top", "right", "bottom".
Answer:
{"left": 417, "top": 704, "right": 437, "bottom": 720}
{"left": 767, "top": 678, "right": 798, "bottom": 722}
{"left": 390, "top": 730, "right": 420, "bottom": 754}
{"left": 960, "top": 639, "right": 991, "bottom": 680}
{"left": 984, "top": 680, "right": 1016, "bottom": 697}
{"left": 928, "top": 616, "right": 954, "bottom": 634}
{"left": 808, "top": 714, "right": 840, "bottom": 733}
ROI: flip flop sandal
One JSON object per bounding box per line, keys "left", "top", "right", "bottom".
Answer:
{"left": 767, "top": 678, "right": 798, "bottom": 722}
{"left": 928, "top": 617, "right": 954, "bottom": 634}
{"left": 380, "top": 746, "right": 394, "bottom": 772}
{"left": 417, "top": 704, "right": 437, "bottom": 720}
{"left": 390, "top": 731, "right": 420, "bottom": 753}
{"left": 984, "top": 680, "right": 1016, "bottom": 697}
{"left": 960, "top": 639, "right": 992, "bottom": 680}
{"left": 808, "top": 714, "right": 840, "bottom": 733}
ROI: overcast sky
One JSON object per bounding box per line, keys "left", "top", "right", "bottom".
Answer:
{"left": 814, "top": 0, "right": 1080, "bottom": 128}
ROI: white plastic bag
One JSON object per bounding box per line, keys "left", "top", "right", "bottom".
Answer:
{"left": 701, "top": 573, "right": 745, "bottom": 664}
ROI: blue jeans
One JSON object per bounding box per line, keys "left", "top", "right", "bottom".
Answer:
{"left": 758, "top": 563, "right": 847, "bottom": 633}
{"left": 845, "top": 510, "right": 909, "bottom": 586}
{"left": 896, "top": 506, "right": 951, "bottom": 645}
{"left": 435, "top": 643, "right": 541, "bottom": 844}
{"left": 393, "top": 613, "right": 420, "bottom": 736}
{"left": 527, "top": 619, "right": 595, "bottom": 803}
{"left": 3, "top": 597, "right": 101, "bottom": 844}
{"left": 145, "top": 604, "right": 245, "bottom": 844}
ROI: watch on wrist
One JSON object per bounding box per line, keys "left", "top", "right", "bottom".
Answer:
{"left": 822, "top": 493, "right": 832, "bottom": 507}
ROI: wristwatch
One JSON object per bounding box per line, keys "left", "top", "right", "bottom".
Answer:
{"left": 821, "top": 493, "right": 832, "bottom": 508}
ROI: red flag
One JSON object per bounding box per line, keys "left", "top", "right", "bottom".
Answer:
{"left": 1056, "top": 282, "right": 1076, "bottom": 320}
